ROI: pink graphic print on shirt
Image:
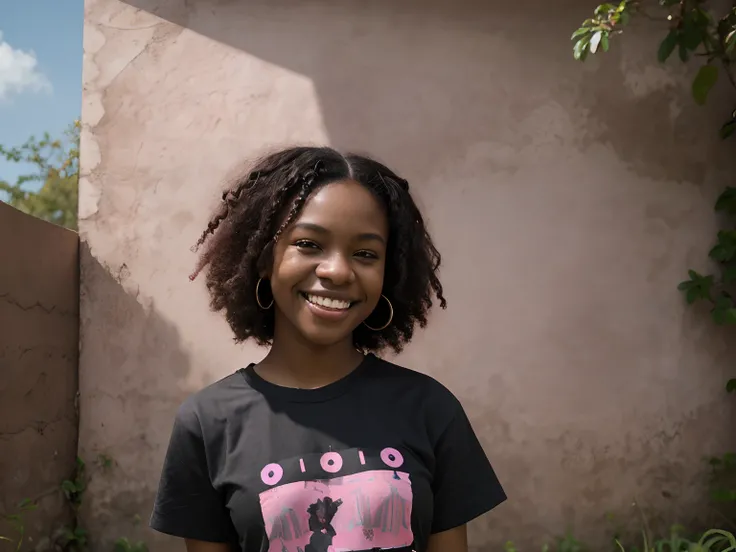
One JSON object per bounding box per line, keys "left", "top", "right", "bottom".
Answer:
{"left": 257, "top": 447, "right": 414, "bottom": 552}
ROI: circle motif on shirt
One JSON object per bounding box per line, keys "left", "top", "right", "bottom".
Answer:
{"left": 320, "top": 452, "right": 343, "bottom": 473}
{"left": 260, "top": 463, "right": 284, "bottom": 486}
{"left": 380, "top": 447, "right": 404, "bottom": 468}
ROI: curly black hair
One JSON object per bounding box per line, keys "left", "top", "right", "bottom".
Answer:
{"left": 191, "top": 146, "right": 446, "bottom": 353}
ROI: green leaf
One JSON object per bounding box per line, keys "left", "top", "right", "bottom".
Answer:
{"left": 712, "top": 297, "right": 736, "bottom": 324}
{"left": 711, "top": 488, "right": 736, "bottom": 502}
{"left": 710, "top": 244, "right": 733, "bottom": 262}
{"left": 723, "top": 267, "right": 736, "bottom": 284}
{"left": 17, "top": 499, "right": 35, "bottom": 511}
{"left": 724, "top": 309, "right": 736, "bottom": 324}
{"left": 574, "top": 35, "right": 592, "bottom": 61}
{"left": 715, "top": 187, "right": 736, "bottom": 214}
{"left": 726, "top": 379, "right": 736, "bottom": 393}
{"left": 595, "top": 3, "right": 617, "bottom": 17}
{"left": 590, "top": 31, "right": 603, "bottom": 53}
{"left": 709, "top": 231, "right": 736, "bottom": 262}
{"left": 572, "top": 27, "right": 590, "bottom": 40}
{"left": 658, "top": 30, "right": 679, "bottom": 62}
{"left": 711, "top": 307, "right": 736, "bottom": 326}
{"left": 678, "top": 271, "right": 713, "bottom": 303}
{"left": 725, "top": 29, "right": 736, "bottom": 54}
{"left": 679, "top": 42, "right": 690, "bottom": 62}
{"left": 60, "top": 480, "right": 77, "bottom": 494}
{"left": 601, "top": 33, "right": 610, "bottom": 51}
{"left": 686, "top": 287, "right": 700, "bottom": 304}
{"left": 699, "top": 530, "right": 736, "bottom": 552}
{"left": 692, "top": 65, "right": 719, "bottom": 106}
{"left": 720, "top": 119, "right": 736, "bottom": 140}
{"left": 677, "top": 279, "right": 693, "bottom": 291}
{"left": 680, "top": 15, "right": 703, "bottom": 50}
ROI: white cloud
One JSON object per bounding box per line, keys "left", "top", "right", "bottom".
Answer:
{"left": 0, "top": 31, "right": 52, "bottom": 101}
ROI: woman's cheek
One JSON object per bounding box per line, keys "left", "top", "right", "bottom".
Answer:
{"left": 362, "top": 261, "right": 386, "bottom": 294}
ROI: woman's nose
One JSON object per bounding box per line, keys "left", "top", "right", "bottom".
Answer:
{"left": 315, "top": 253, "right": 355, "bottom": 285}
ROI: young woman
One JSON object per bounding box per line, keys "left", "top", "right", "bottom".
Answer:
{"left": 150, "top": 147, "right": 506, "bottom": 552}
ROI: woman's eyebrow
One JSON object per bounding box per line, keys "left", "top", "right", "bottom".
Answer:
{"left": 292, "top": 222, "right": 329, "bottom": 234}
{"left": 356, "top": 232, "right": 385, "bottom": 244}
{"left": 292, "top": 222, "right": 386, "bottom": 245}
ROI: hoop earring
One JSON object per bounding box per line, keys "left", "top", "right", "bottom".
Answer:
{"left": 256, "top": 278, "right": 274, "bottom": 310}
{"left": 363, "top": 295, "right": 393, "bottom": 331}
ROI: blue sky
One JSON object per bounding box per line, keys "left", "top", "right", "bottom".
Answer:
{"left": 0, "top": 0, "right": 83, "bottom": 190}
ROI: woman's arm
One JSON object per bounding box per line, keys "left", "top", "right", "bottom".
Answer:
{"left": 427, "top": 524, "right": 468, "bottom": 552}
{"left": 426, "top": 389, "right": 506, "bottom": 551}
{"left": 185, "top": 539, "right": 233, "bottom": 552}
{"left": 151, "top": 402, "right": 239, "bottom": 546}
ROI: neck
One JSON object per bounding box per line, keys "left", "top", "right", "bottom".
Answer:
{"left": 258, "top": 322, "right": 364, "bottom": 390}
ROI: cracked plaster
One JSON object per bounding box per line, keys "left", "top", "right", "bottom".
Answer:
{"left": 77, "top": 0, "right": 736, "bottom": 550}
{"left": 1, "top": 203, "right": 79, "bottom": 549}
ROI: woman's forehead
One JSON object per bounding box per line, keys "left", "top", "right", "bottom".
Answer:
{"left": 295, "top": 180, "right": 388, "bottom": 236}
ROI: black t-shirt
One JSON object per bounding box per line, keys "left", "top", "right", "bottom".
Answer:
{"left": 150, "top": 354, "right": 506, "bottom": 552}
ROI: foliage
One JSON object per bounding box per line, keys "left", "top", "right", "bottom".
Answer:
{"left": 614, "top": 527, "right": 736, "bottom": 552}
{"left": 0, "top": 499, "right": 37, "bottom": 552}
{"left": 113, "top": 538, "right": 148, "bottom": 552}
{"left": 0, "top": 454, "right": 146, "bottom": 551}
{"left": 505, "top": 533, "right": 584, "bottom": 552}
{"left": 573, "top": 0, "right": 736, "bottom": 520}
{"left": 96, "top": 454, "right": 114, "bottom": 472}
{"left": 571, "top": 0, "right": 736, "bottom": 130}
{"left": 60, "top": 457, "right": 86, "bottom": 511}
{"left": 677, "top": 187, "right": 736, "bottom": 330}
{"left": 0, "top": 120, "right": 80, "bottom": 230}
{"left": 710, "top": 453, "right": 736, "bottom": 507}
{"left": 54, "top": 526, "right": 88, "bottom": 552}
{"left": 504, "top": 526, "right": 736, "bottom": 552}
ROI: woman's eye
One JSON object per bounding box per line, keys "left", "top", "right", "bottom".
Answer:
{"left": 294, "top": 240, "right": 319, "bottom": 250}
{"left": 355, "top": 250, "right": 378, "bottom": 259}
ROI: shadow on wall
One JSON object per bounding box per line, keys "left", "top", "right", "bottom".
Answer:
{"left": 77, "top": 242, "right": 192, "bottom": 551}
{"left": 0, "top": 203, "right": 79, "bottom": 551}
{"left": 114, "top": 0, "right": 723, "bottom": 186}
{"left": 571, "top": 42, "right": 731, "bottom": 187}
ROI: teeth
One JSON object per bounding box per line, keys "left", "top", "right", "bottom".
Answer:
{"left": 306, "top": 294, "right": 351, "bottom": 310}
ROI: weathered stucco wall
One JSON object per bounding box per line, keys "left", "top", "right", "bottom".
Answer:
{"left": 79, "top": 0, "right": 736, "bottom": 550}
{"left": 0, "top": 203, "right": 79, "bottom": 551}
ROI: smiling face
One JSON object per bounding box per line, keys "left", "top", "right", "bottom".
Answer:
{"left": 268, "top": 179, "right": 389, "bottom": 348}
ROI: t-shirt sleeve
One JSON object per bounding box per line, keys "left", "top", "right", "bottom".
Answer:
{"left": 430, "top": 395, "right": 507, "bottom": 534}
{"left": 150, "top": 400, "right": 237, "bottom": 543}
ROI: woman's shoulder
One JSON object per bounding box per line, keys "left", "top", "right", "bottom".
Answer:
{"left": 174, "top": 370, "right": 251, "bottom": 426}
{"left": 367, "top": 355, "right": 465, "bottom": 409}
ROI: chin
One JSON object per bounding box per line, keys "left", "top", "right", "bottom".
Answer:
{"left": 297, "top": 325, "right": 355, "bottom": 348}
